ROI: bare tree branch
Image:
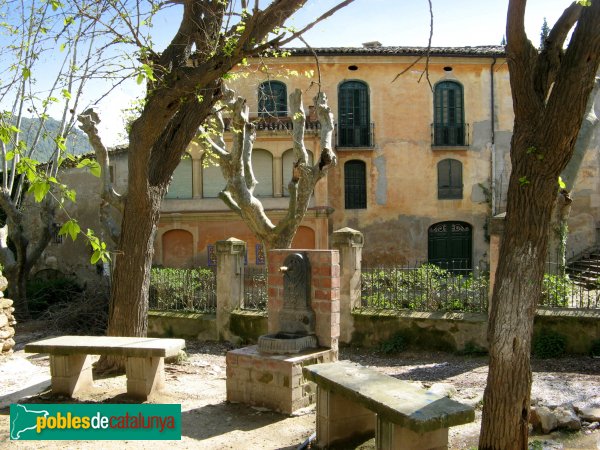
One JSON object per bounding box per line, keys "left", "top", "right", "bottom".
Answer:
{"left": 77, "top": 108, "right": 124, "bottom": 212}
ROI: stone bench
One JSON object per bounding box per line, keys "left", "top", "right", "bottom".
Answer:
{"left": 25, "top": 336, "right": 185, "bottom": 400}
{"left": 303, "top": 361, "right": 474, "bottom": 450}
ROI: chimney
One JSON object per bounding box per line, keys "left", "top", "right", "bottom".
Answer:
{"left": 362, "top": 41, "right": 382, "bottom": 48}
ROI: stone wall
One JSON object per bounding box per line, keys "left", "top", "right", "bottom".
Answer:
{"left": 0, "top": 275, "right": 16, "bottom": 353}
{"left": 148, "top": 309, "right": 600, "bottom": 355}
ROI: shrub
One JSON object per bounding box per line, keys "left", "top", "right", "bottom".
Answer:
{"left": 361, "top": 264, "right": 488, "bottom": 312}
{"left": 541, "top": 274, "right": 574, "bottom": 307}
{"left": 149, "top": 267, "right": 216, "bottom": 312}
{"left": 379, "top": 332, "right": 408, "bottom": 354}
{"left": 27, "top": 276, "right": 83, "bottom": 318}
{"left": 532, "top": 330, "right": 567, "bottom": 359}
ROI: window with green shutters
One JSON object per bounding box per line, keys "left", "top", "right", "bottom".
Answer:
{"left": 438, "top": 159, "right": 463, "bottom": 199}
{"left": 338, "top": 81, "right": 371, "bottom": 147}
{"left": 165, "top": 156, "right": 193, "bottom": 199}
{"left": 433, "top": 81, "right": 465, "bottom": 146}
{"left": 258, "top": 81, "right": 287, "bottom": 117}
{"left": 344, "top": 160, "right": 367, "bottom": 209}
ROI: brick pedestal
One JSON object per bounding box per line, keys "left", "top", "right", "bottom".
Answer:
{"left": 226, "top": 345, "right": 335, "bottom": 414}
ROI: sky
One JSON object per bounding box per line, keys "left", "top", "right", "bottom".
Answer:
{"left": 1, "top": 0, "right": 576, "bottom": 147}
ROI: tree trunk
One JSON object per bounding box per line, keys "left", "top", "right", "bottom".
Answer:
{"left": 479, "top": 143, "right": 557, "bottom": 448}
{"left": 481, "top": 1, "right": 600, "bottom": 447}
{"left": 96, "top": 176, "right": 164, "bottom": 372}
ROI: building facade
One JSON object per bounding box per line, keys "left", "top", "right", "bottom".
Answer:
{"left": 34, "top": 45, "right": 600, "bottom": 282}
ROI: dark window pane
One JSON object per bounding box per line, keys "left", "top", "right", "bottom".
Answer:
{"left": 339, "top": 81, "right": 370, "bottom": 147}
{"left": 433, "top": 81, "right": 465, "bottom": 146}
{"left": 258, "top": 81, "right": 287, "bottom": 117}
{"left": 438, "top": 159, "right": 463, "bottom": 199}
{"left": 345, "top": 160, "right": 367, "bottom": 209}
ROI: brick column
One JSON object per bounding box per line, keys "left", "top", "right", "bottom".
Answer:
{"left": 488, "top": 213, "right": 505, "bottom": 316}
{"left": 268, "top": 249, "right": 340, "bottom": 354}
{"left": 216, "top": 238, "right": 246, "bottom": 341}
{"left": 332, "top": 227, "right": 364, "bottom": 344}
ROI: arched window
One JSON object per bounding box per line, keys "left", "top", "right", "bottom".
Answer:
{"left": 281, "top": 148, "right": 313, "bottom": 197}
{"left": 428, "top": 221, "right": 472, "bottom": 270}
{"left": 344, "top": 160, "right": 367, "bottom": 209}
{"left": 438, "top": 159, "right": 463, "bottom": 199}
{"left": 433, "top": 81, "right": 465, "bottom": 146}
{"left": 252, "top": 149, "right": 274, "bottom": 197}
{"left": 338, "top": 81, "right": 370, "bottom": 147}
{"left": 165, "top": 155, "right": 192, "bottom": 199}
{"left": 258, "top": 81, "right": 287, "bottom": 117}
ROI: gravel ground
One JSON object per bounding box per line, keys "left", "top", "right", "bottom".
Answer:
{"left": 0, "top": 324, "right": 599, "bottom": 449}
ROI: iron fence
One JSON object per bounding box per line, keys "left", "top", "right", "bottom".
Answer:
{"left": 243, "top": 266, "right": 268, "bottom": 311}
{"left": 541, "top": 259, "right": 600, "bottom": 309}
{"left": 361, "top": 262, "right": 488, "bottom": 313}
{"left": 149, "top": 267, "right": 216, "bottom": 312}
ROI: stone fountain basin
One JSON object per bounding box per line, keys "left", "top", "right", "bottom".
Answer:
{"left": 257, "top": 333, "right": 318, "bottom": 355}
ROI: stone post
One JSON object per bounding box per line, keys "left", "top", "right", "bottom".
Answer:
{"left": 216, "top": 238, "right": 246, "bottom": 341}
{"left": 488, "top": 213, "right": 505, "bottom": 316}
{"left": 0, "top": 274, "right": 16, "bottom": 353}
{"left": 331, "top": 227, "right": 364, "bottom": 344}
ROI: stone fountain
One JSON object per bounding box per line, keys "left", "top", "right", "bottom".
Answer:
{"left": 226, "top": 249, "right": 340, "bottom": 414}
{"left": 257, "top": 252, "right": 317, "bottom": 354}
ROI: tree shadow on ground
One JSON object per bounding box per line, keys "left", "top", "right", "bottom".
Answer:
{"left": 180, "top": 401, "right": 289, "bottom": 441}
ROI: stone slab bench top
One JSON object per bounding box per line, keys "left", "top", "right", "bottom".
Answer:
{"left": 303, "top": 360, "right": 474, "bottom": 433}
{"left": 25, "top": 336, "right": 185, "bottom": 358}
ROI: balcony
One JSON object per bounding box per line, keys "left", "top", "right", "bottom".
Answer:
{"left": 223, "top": 116, "right": 321, "bottom": 133}
{"left": 431, "top": 123, "right": 470, "bottom": 148}
{"left": 335, "top": 123, "right": 375, "bottom": 149}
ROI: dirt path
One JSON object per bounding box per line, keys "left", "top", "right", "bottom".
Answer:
{"left": 0, "top": 328, "right": 599, "bottom": 449}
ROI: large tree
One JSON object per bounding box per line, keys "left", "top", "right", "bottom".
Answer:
{"left": 479, "top": 1, "right": 600, "bottom": 449}
{"left": 78, "top": 0, "right": 353, "bottom": 371}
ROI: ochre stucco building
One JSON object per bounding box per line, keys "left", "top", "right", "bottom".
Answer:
{"left": 37, "top": 44, "right": 600, "bottom": 281}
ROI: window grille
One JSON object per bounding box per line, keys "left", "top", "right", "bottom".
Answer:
{"left": 344, "top": 160, "right": 367, "bottom": 209}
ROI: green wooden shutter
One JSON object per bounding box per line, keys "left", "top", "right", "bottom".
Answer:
{"left": 252, "top": 150, "right": 273, "bottom": 197}
{"left": 166, "top": 158, "right": 192, "bottom": 199}
{"left": 202, "top": 160, "right": 226, "bottom": 198}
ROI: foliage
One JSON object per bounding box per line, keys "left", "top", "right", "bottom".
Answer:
{"left": 361, "top": 264, "right": 488, "bottom": 312}
{"left": 379, "top": 332, "right": 408, "bottom": 354}
{"left": 540, "top": 274, "right": 575, "bottom": 307}
{"left": 40, "top": 287, "right": 108, "bottom": 335}
{"left": 8, "top": 117, "right": 92, "bottom": 161}
{"left": 532, "top": 330, "right": 567, "bottom": 359}
{"left": 26, "top": 276, "right": 83, "bottom": 318}
{"left": 149, "top": 267, "right": 216, "bottom": 312}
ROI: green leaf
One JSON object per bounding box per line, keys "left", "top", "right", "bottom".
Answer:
{"left": 76, "top": 158, "right": 101, "bottom": 177}
{"left": 59, "top": 43, "right": 66, "bottom": 52}
{"left": 5, "top": 151, "right": 14, "bottom": 160}
{"left": 519, "top": 176, "right": 530, "bottom": 186}
{"left": 136, "top": 73, "right": 144, "bottom": 85}
{"left": 49, "top": 0, "right": 62, "bottom": 11}
{"left": 61, "top": 89, "right": 71, "bottom": 100}
{"left": 59, "top": 220, "right": 80, "bottom": 242}
{"left": 22, "top": 67, "right": 30, "bottom": 80}
{"left": 558, "top": 176, "right": 566, "bottom": 189}
{"left": 64, "top": 188, "right": 76, "bottom": 202}
{"left": 29, "top": 180, "right": 51, "bottom": 202}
